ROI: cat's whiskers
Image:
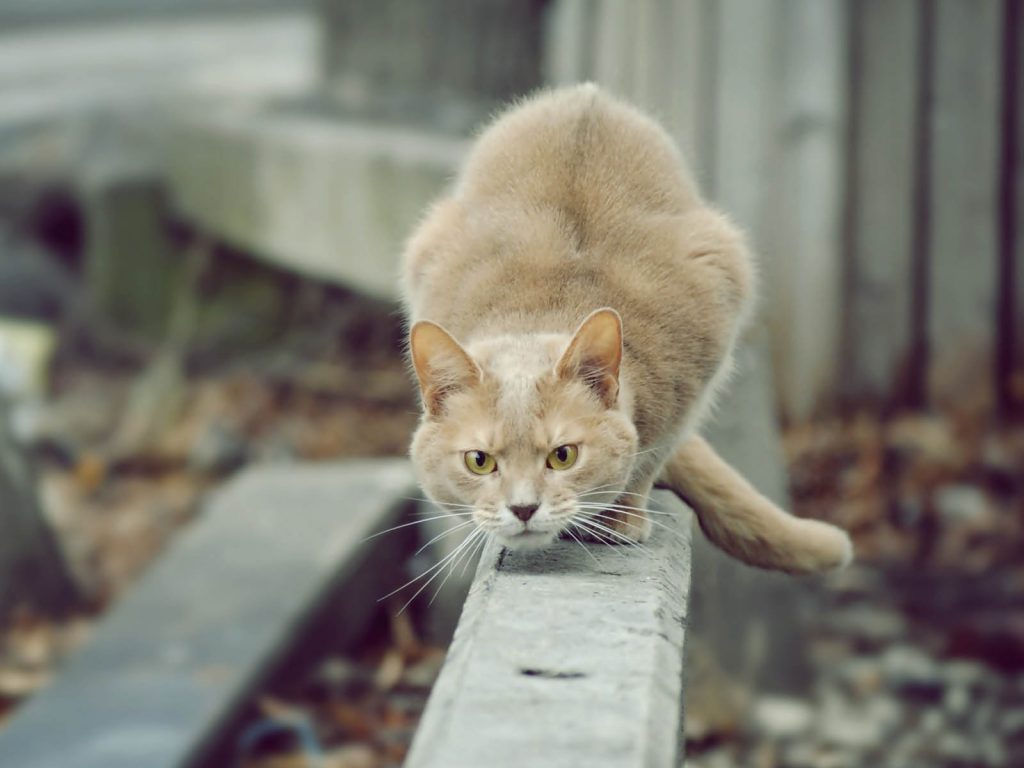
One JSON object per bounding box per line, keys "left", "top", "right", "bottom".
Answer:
{"left": 570, "top": 516, "right": 648, "bottom": 557}
{"left": 459, "top": 533, "right": 489, "bottom": 579}
{"left": 414, "top": 518, "right": 477, "bottom": 556}
{"left": 576, "top": 503, "right": 686, "bottom": 542}
{"left": 390, "top": 527, "right": 488, "bottom": 614}
{"left": 427, "top": 528, "right": 489, "bottom": 607}
{"left": 575, "top": 491, "right": 674, "bottom": 515}
{"left": 625, "top": 446, "right": 662, "bottom": 458}
{"left": 561, "top": 524, "right": 602, "bottom": 567}
{"left": 591, "top": 499, "right": 681, "bottom": 522}
{"left": 401, "top": 495, "right": 477, "bottom": 510}
{"left": 575, "top": 501, "right": 674, "bottom": 521}
{"left": 576, "top": 516, "right": 654, "bottom": 552}
{"left": 361, "top": 511, "right": 473, "bottom": 544}
{"left": 578, "top": 481, "right": 624, "bottom": 496}
{"left": 568, "top": 520, "right": 641, "bottom": 561}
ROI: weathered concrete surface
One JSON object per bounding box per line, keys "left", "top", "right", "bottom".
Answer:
{"left": 165, "top": 110, "right": 466, "bottom": 300}
{"left": 0, "top": 12, "right": 314, "bottom": 133}
{"left": 407, "top": 491, "right": 692, "bottom": 768}
{"left": 0, "top": 459, "right": 413, "bottom": 768}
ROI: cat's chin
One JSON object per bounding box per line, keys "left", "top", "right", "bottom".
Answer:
{"left": 497, "top": 530, "right": 558, "bottom": 551}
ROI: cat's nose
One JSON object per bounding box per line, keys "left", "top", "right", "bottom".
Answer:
{"left": 509, "top": 504, "right": 539, "bottom": 522}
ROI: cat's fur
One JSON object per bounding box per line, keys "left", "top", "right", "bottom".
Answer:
{"left": 401, "top": 84, "right": 852, "bottom": 574}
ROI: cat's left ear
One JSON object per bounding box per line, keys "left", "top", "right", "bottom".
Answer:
{"left": 556, "top": 308, "right": 622, "bottom": 407}
{"left": 410, "top": 321, "right": 482, "bottom": 416}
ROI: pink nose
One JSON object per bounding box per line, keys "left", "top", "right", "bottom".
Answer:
{"left": 510, "top": 504, "right": 538, "bottom": 522}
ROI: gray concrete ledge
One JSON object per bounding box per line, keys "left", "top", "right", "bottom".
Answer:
{"left": 407, "top": 490, "right": 692, "bottom": 768}
{"left": 0, "top": 459, "right": 413, "bottom": 768}
{"left": 165, "top": 107, "right": 467, "bottom": 299}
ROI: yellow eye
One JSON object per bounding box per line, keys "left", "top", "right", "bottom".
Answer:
{"left": 464, "top": 450, "right": 497, "bottom": 475}
{"left": 546, "top": 444, "right": 578, "bottom": 470}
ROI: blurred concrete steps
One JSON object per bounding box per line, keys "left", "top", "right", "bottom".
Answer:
{"left": 164, "top": 108, "right": 466, "bottom": 300}
{"left": 0, "top": 459, "right": 414, "bottom": 768}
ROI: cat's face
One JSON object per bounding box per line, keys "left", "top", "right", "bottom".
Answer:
{"left": 409, "top": 309, "right": 638, "bottom": 549}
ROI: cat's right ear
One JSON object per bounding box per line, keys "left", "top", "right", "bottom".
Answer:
{"left": 556, "top": 308, "right": 623, "bottom": 407}
{"left": 410, "top": 321, "right": 482, "bottom": 416}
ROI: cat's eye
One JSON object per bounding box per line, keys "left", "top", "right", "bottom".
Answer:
{"left": 546, "top": 444, "right": 579, "bottom": 470}
{"left": 464, "top": 450, "right": 497, "bottom": 475}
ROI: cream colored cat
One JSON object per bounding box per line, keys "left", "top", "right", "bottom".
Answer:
{"left": 401, "top": 84, "right": 851, "bottom": 574}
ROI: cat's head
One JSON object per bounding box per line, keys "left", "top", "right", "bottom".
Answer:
{"left": 408, "top": 309, "right": 638, "bottom": 550}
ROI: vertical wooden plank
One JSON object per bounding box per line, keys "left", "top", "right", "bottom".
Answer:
{"left": 709, "top": 0, "right": 776, "bottom": 230}
{"left": 591, "top": 0, "right": 636, "bottom": 96}
{"left": 629, "top": 0, "right": 711, "bottom": 178}
{"left": 844, "top": 0, "right": 920, "bottom": 407}
{"left": 663, "top": 0, "right": 712, "bottom": 178}
{"left": 1003, "top": 0, "right": 1024, "bottom": 413}
{"left": 543, "top": 0, "right": 714, "bottom": 182}
{"left": 628, "top": 0, "right": 660, "bottom": 108}
{"left": 760, "top": 0, "right": 847, "bottom": 422}
{"left": 542, "top": 0, "right": 591, "bottom": 87}
{"left": 927, "top": 0, "right": 1003, "bottom": 408}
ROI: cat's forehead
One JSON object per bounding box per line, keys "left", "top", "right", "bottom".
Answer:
{"left": 439, "top": 340, "right": 588, "bottom": 451}
{"left": 470, "top": 332, "right": 566, "bottom": 373}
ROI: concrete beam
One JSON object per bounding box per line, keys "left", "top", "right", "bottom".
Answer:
{"left": 164, "top": 108, "right": 466, "bottom": 300}
{"left": 0, "top": 460, "right": 413, "bottom": 768}
{"left": 407, "top": 491, "right": 692, "bottom": 768}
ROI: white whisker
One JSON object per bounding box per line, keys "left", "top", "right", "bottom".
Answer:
{"left": 562, "top": 525, "right": 601, "bottom": 567}
{"left": 576, "top": 515, "right": 652, "bottom": 551}
{"left": 395, "top": 528, "right": 486, "bottom": 614}
{"left": 362, "top": 512, "right": 471, "bottom": 543}
{"left": 379, "top": 528, "right": 482, "bottom": 604}
{"left": 459, "top": 533, "right": 489, "bottom": 578}
{"left": 428, "top": 528, "right": 487, "bottom": 607}
{"left": 576, "top": 504, "right": 685, "bottom": 540}
{"left": 401, "top": 496, "right": 477, "bottom": 510}
{"left": 414, "top": 518, "right": 477, "bottom": 556}
{"left": 570, "top": 517, "right": 636, "bottom": 556}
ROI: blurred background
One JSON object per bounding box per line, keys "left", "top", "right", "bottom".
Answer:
{"left": 0, "top": 1, "right": 1021, "bottom": 767}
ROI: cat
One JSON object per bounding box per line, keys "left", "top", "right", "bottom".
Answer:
{"left": 400, "top": 83, "right": 852, "bottom": 574}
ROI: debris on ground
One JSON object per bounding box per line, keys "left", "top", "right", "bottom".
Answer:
{"left": 687, "top": 413, "right": 1024, "bottom": 768}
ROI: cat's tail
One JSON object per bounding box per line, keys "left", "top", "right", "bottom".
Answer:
{"left": 659, "top": 435, "right": 853, "bottom": 574}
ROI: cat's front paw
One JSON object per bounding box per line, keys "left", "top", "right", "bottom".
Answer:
{"left": 574, "top": 510, "right": 651, "bottom": 545}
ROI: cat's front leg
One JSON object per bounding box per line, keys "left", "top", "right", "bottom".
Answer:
{"left": 580, "top": 477, "right": 654, "bottom": 545}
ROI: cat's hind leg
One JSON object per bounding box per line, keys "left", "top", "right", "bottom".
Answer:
{"left": 659, "top": 435, "right": 853, "bottom": 573}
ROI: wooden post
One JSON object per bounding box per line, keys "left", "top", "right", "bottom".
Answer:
{"left": 318, "top": 0, "right": 547, "bottom": 132}
{"left": 843, "top": 0, "right": 921, "bottom": 409}
{"left": 0, "top": 400, "right": 79, "bottom": 623}
{"left": 1000, "top": 0, "right": 1024, "bottom": 415}
{"left": 760, "top": 0, "right": 847, "bottom": 423}
{"left": 927, "top": 0, "right": 1003, "bottom": 409}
